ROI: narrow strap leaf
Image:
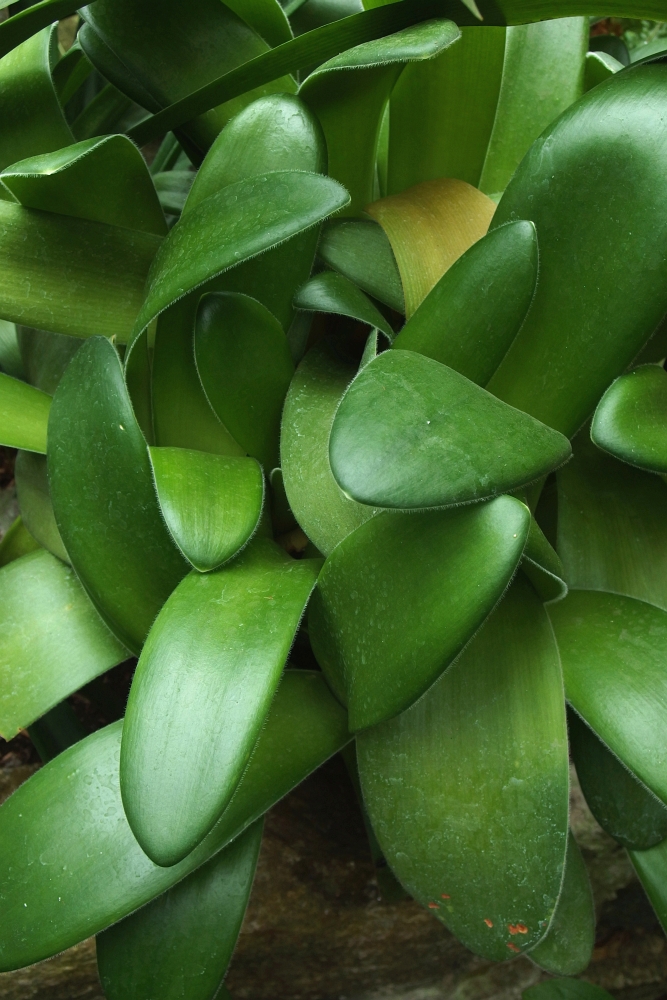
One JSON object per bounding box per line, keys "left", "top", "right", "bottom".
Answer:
{"left": 0, "top": 371, "right": 50, "bottom": 453}
{"left": 0, "top": 0, "right": 84, "bottom": 61}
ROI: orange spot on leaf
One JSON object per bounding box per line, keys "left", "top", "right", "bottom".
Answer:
{"left": 484, "top": 918, "right": 493, "bottom": 928}
{"left": 441, "top": 894, "right": 450, "bottom": 899}
{"left": 515, "top": 923, "right": 528, "bottom": 934}
{"left": 428, "top": 902, "right": 440, "bottom": 909}
{"left": 508, "top": 924, "right": 518, "bottom": 934}
{"left": 507, "top": 942, "right": 521, "bottom": 953}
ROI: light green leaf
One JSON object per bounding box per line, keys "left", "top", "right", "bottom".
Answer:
{"left": 280, "top": 341, "right": 377, "bottom": 556}
{"left": 357, "top": 574, "right": 569, "bottom": 961}
{"left": 522, "top": 516, "right": 567, "bottom": 604}
{"left": 523, "top": 979, "right": 614, "bottom": 1000}
{"left": 392, "top": 220, "right": 538, "bottom": 385}
{"left": 0, "top": 318, "right": 23, "bottom": 379}
{"left": 584, "top": 50, "right": 623, "bottom": 91}
{"left": 0, "top": 549, "right": 127, "bottom": 739}
{"left": 0, "top": 516, "right": 40, "bottom": 567}
{"left": 48, "top": 337, "right": 188, "bottom": 654}
{"left": 0, "top": 371, "right": 50, "bottom": 452}
{"left": 194, "top": 292, "right": 295, "bottom": 471}
{"left": 0, "top": 670, "right": 349, "bottom": 971}
{"left": 15, "top": 450, "right": 68, "bottom": 562}
{"left": 310, "top": 495, "right": 529, "bottom": 728}
{"left": 149, "top": 447, "right": 264, "bottom": 572}
{"left": 317, "top": 218, "right": 405, "bottom": 313}
{"left": 329, "top": 349, "right": 571, "bottom": 509}
{"left": 591, "top": 365, "right": 667, "bottom": 473}
{"left": 97, "top": 820, "right": 263, "bottom": 1000}
{"left": 121, "top": 539, "right": 321, "bottom": 866}
{"left": 294, "top": 271, "right": 394, "bottom": 340}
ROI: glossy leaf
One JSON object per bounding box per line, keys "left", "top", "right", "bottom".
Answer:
{"left": 194, "top": 292, "right": 295, "bottom": 471}
{"left": 528, "top": 833, "right": 594, "bottom": 975}
{"left": 48, "top": 337, "right": 188, "bottom": 654}
{"left": 357, "top": 574, "right": 569, "bottom": 961}
{"left": 97, "top": 820, "right": 263, "bottom": 1000}
{"left": 584, "top": 50, "right": 623, "bottom": 91}
{"left": 522, "top": 516, "right": 567, "bottom": 604}
{"left": 591, "top": 364, "right": 667, "bottom": 473}
{"left": 0, "top": 371, "right": 50, "bottom": 453}
{"left": 310, "top": 495, "right": 530, "bottom": 728}
{"left": 280, "top": 341, "right": 377, "bottom": 556}
{"left": 317, "top": 218, "right": 405, "bottom": 313}
{"left": 0, "top": 549, "right": 127, "bottom": 738}
{"left": 329, "top": 350, "right": 571, "bottom": 509}
{"left": 367, "top": 178, "right": 496, "bottom": 316}
{"left": 392, "top": 220, "right": 538, "bottom": 385}
{"left": 0, "top": 516, "right": 40, "bottom": 566}
{"left": 488, "top": 66, "right": 667, "bottom": 436}
{"left": 149, "top": 447, "right": 264, "bottom": 572}
{"left": 294, "top": 271, "right": 393, "bottom": 339}
{"left": 523, "top": 980, "right": 614, "bottom": 1000}
{"left": 0, "top": 670, "right": 349, "bottom": 971}
{"left": 225, "top": 0, "right": 293, "bottom": 48}
{"left": 15, "top": 450, "right": 68, "bottom": 562}
{"left": 17, "top": 326, "right": 82, "bottom": 394}
{"left": 568, "top": 708, "right": 667, "bottom": 850}
{"left": 121, "top": 539, "right": 320, "bottom": 865}
{"left": 0, "top": 0, "right": 86, "bottom": 62}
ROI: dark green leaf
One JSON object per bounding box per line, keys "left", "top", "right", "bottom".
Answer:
{"left": 591, "top": 364, "right": 667, "bottom": 473}
{"left": 153, "top": 170, "right": 195, "bottom": 217}
{"left": 318, "top": 218, "right": 405, "bottom": 313}
{"left": 0, "top": 371, "right": 50, "bottom": 452}
{"left": 225, "top": 0, "right": 293, "bottom": 47}
{"left": 17, "top": 326, "right": 81, "bottom": 394}
{"left": 523, "top": 979, "right": 614, "bottom": 1000}
{"left": 629, "top": 838, "right": 667, "bottom": 936}
{"left": 15, "top": 450, "right": 68, "bottom": 562}
{"left": 0, "top": 318, "right": 23, "bottom": 379}
{"left": 521, "top": 516, "right": 567, "bottom": 604}
{"left": 294, "top": 271, "right": 394, "bottom": 340}
{"left": 28, "top": 699, "right": 88, "bottom": 763}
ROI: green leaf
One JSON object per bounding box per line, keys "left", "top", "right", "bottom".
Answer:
{"left": 194, "top": 292, "right": 295, "bottom": 471}
{"left": 280, "top": 341, "right": 377, "bottom": 556}
{"left": 0, "top": 516, "right": 40, "bottom": 567}
{"left": 28, "top": 699, "right": 88, "bottom": 763}
{"left": 1, "top": 135, "right": 167, "bottom": 235}
{"left": 317, "top": 218, "right": 405, "bottom": 313}
{"left": 392, "top": 220, "right": 538, "bottom": 385}
{"left": 17, "top": 326, "right": 81, "bottom": 394}
{"left": 149, "top": 447, "right": 264, "bottom": 572}
{"left": 0, "top": 318, "right": 23, "bottom": 379}
{"left": 0, "top": 549, "right": 127, "bottom": 738}
{"left": 225, "top": 0, "right": 293, "bottom": 47}
{"left": 488, "top": 66, "right": 667, "bottom": 436}
{"left": 568, "top": 708, "right": 667, "bottom": 850}
{"left": 0, "top": 371, "right": 50, "bottom": 452}
{"left": 521, "top": 516, "right": 567, "bottom": 604}
{"left": 357, "top": 574, "right": 569, "bottom": 961}
{"left": 528, "top": 832, "right": 595, "bottom": 976}
{"left": 584, "top": 50, "right": 623, "bottom": 92}
{"left": 97, "top": 820, "right": 263, "bottom": 1000}
{"left": 591, "top": 365, "right": 667, "bottom": 474}
{"left": 365, "top": 0, "right": 667, "bottom": 20}
{"left": 51, "top": 42, "right": 93, "bottom": 107}
{"left": 0, "top": 670, "right": 349, "bottom": 971}
{"left": 48, "top": 337, "right": 188, "bottom": 654}
{"left": 15, "top": 450, "right": 68, "bottom": 562}
{"left": 329, "top": 349, "right": 571, "bottom": 509}
{"left": 310, "top": 495, "right": 529, "bottom": 727}
{"left": 294, "top": 271, "right": 394, "bottom": 340}
{"left": 121, "top": 539, "right": 320, "bottom": 866}
{"left": 629, "top": 838, "right": 667, "bottom": 936}
{"left": 523, "top": 979, "right": 614, "bottom": 1000}
{"left": 153, "top": 170, "right": 195, "bottom": 217}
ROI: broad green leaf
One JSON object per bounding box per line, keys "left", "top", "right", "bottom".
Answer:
{"left": 392, "top": 220, "right": 537, "bottom": 385}
{"left": 0, "top": 0, "right": 85, "bottom": 61}
{"left": 194, "top": 292, "right": 295, "bottom": 471}
{"left": 357, "top": 575, "right": 569, "bottom": 961}
{"left": 522, "top": 516, "right": 567, "bottom": 604}
{"left": 568, "top": 708, "right": 667, "bottom": 850}
{"left": 300, "top": 19, "right": 461, "bottom": 215}
{"left": 591, "top": 365, "right": 667, "bottom": 473}
{"left": 0, "top": 318, "right": 23, "bottom": 378}
{"left": 48, "top": 337, "right": 188, "bottom": 654}
{"left": 0, "top": 27, "right": 72, "bottom": 171}
{"left": 329, "top": 350, "right": 571, "bottom": 509}
{"left": 153, "top": 170, "right": 194, "bottom": 217}
{"left": 318, "top": 218, "right": 405, "bottom": 313}
{"left": 584, "top": 50, "right": 623, "bottom": 91}
{"left": 97, "top": 820, "right": 263, "bottom": 1000}
{"left": 280, "top": 341, "right": 377, "bottom": 556}
{"left": 15, "top": 450, "right": 68, "bottom": 562}
{"left": 629, "top": 839, "right": 667, "bottom": 936}
{"left": 528, "top": 833, "right": 594, "bottom": 975}
{"left": 0, "top": 549, "right": 127, "bottom": 738}
{"left": 0, "top": 516, "right": 40, "bottom": 566}
{"left": 0, "top": 670, "right": 349, "bottom": 971}
{"left": 149, "top": 447, "right": 264, "bottom": 572}
{"left": 488, "top": 66, "right": 667, "bottom": 437}
{"left": 294, "top": 271, "right": 394, "bottom": 340}
{"left": 0, "top": 199, "right": 161, "bottom": 342}
{"left": 367, "top": 178, "right": 496, "bottom": 316}
{"left": 549, "top": 589, "right": 667, "bottom": 807}
{"left": 17, "top": 326, "right": 81, "bottom": 394}
{"left": 631, "top": 35, "right": 667, "bottom": 64}
{"left": 0, "top": 371, "right": 50, "bottom": 452}
{"left": 523, "top": 980, "right": 614, "bottom": 1000}
{"left": 225, "top": 0, "right": 293, "bottom": 47}
{"left": 121, "top": 539, "right": 320, "bottom": 865}
{"left": 310, "top": 495, "right": 530, "bottom": 727}
{"left": 1, "top": 135, "right": 167, "bottom": 235}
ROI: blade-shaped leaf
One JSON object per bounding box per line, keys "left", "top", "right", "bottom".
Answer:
{"left": 121, "top": 539, "right": 320, "bottom": 866}
{"left": 392, "top": 219, "right": 538, "bottom": 385}
{"left": 0, "top": 670, "right": 349, "bottom": 971}
{"left": 48, "top": 337, "right": 188, "bottom": 654}
{"left": 149, "top": 447, "right": 264, "bottom": 572}
{"left": 0, "top": 371, "right": 50, "bottom": 452}
{"left": 15, "top": 450, "right": 68, "bottom": 562}
{"left": 97, "top": 820, "right": 263, "bottom": 1000}
{"left": 318, "top": 218, "right": 405, "bottom": 313}
{"left": 294, "top": 271, "right": 394, "bottom": 340}
{"left": 309, "top": 495, "right": 529, "bottom": 728}
{"left": 591, "top": 364, "right": 667, "bottom": 473}
{"left": 329, "top": 350, "right": 571, "bottom": 509}
{"left": 357, "top": 574, "right": 569, "bottom": 961}
{"left": 0, "top": 549, "right": 127, "bottom": 738}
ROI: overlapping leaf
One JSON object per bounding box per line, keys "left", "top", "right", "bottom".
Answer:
{"left": 15, "top": 450, "right": 68, "bottom": 561}
{"left": 591, "top": 364, "right": 667, "bottom": 473}
{"left": 0, "top": 372, "right": 50, "bottom": 453}
{"left": 317, "top": 218, "right": 405, "bottom": 313}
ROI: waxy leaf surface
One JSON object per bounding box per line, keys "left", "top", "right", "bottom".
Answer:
{"left": 591, "top": 365, "right": 667, "bottom": 473}
{"left": 521, "top": 516, "right": 567, "bottom": 604}
{"left": 0, "top": 371, "right": 50, "bottom": 453}
{"left": 318, "top": 218, "right": 405, "bottom": 313}
{"left": 294, "top": 271, "right": 393, "bottom": 340}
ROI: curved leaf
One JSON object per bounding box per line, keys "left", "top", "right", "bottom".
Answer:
{"left": 15, "top": 450, "right": 68, "bottom": 562}
{"left": 153, "top": 170, "right": 194, "bottom": 217}
{"left": 97, "top": 820, "right": 263, "bottom": 1000}
{"left": 17, "top": 325, "right": 81, "bottom": 394}
{"left": 629, "top": 838, "right": 667, "bottom": 936}
{"left": 522, "top": 516, "right": 567, "bottom": 604}
{"left": 295, "top": 271, "right": 393, "bottom": 339}
{"left": 0, "top": 371, "right": 50, "bottom": 452}
{"left": 357, "top": 574, "right": 569, "bottom": 961}
{"left": 584, "top": 50, "right": 623, "bottom": 91}
{"left": 225, "top": 0, "right": 293, "bottom": 47}
{"left": 591, "top": 364, "right": 667, "bottom": 473}
{"left": 317, "top": 218, "right": 405, "bottom": 313}
{"left": 0, "top": 549, "right": 127, "bottom": 739}
{"left": 48, "top": 337, "right": 188, "bottom": 654}
{"left": 121, "top": 539, "right": 320, "bottom": 866}
{"left": 0, "top": 670, "right": 349, "bottom": 972}
{"left": 309, "top": 495, "right": 530, "bottom": 728}
{"left": 329, "top": 350, "right": 571, "bottom": 509}
{"left": 149, "top": 447, "right": 264, "bottom": 572}
{"left": 0, "top": 318, "right": 23, "bottom": 379}
{"left": 0, "top": 1, "right": 84, "bottom": 62}
{"left": 0, "top": 516, "right": 40, "bottom": 566}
